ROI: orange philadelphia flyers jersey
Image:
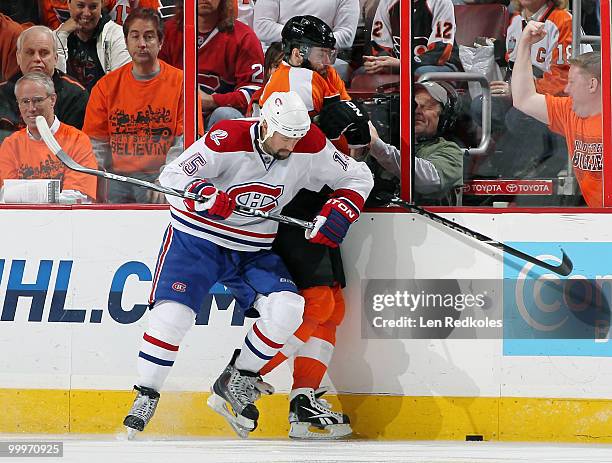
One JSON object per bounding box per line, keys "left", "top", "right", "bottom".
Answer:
{"left": 259, "top": 61, "right": 350, "bottom": 115}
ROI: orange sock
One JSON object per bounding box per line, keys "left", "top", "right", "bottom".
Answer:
{"left": 260, "top": 286, "right": 335, "bottom": 375}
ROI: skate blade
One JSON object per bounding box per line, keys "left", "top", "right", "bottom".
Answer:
{"left": 289, "top": 422, "right": 353, "bottom": 440}
{"left": 125, "top": 426, "right": 139, "bottom": 441}
{"left": 207, "top": 393, "right": 255, "bottom": 439}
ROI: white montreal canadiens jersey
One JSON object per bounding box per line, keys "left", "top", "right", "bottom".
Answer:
{"left": 159, "top": 118, "right": 374, "bottom": 252}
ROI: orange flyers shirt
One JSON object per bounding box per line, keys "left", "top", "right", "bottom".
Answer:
{"left": 0, "top": 122, "right": 97, "bottom": 200}
{"left": 39, "top": 0, "right": 69, "bottom": 29}
{"left": 83, "top": 60, "right": 188, "bottom": 174}
{"left": 546, "top": 94, "right": 603, "bottom": 207}
{"left": 259, "top": 62, "right": 350, "bottom": 115}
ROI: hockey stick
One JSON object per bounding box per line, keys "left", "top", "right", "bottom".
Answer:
{"left": 378, "top": 193, "right": 573, "bottom": 276}
{"left": 35, "top": 116, "right": 314, "bottom": 231}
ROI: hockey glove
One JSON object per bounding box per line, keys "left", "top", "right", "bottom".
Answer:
{"left": 317, "top": 100, "right": 371, "bottom": 148}
{"left": 183, "top": 179, "right": 235, "bottom": 220}
{"left": 306, "top": 197, "right": 360, "bottom": 248}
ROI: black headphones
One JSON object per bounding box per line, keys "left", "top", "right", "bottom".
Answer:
{"left": 434, "top": 81, "right": 459, "bottom": 136}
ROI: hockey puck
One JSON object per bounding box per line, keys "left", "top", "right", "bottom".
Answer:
{"left": 465, "top": 435, "right": 483, "bottom": 441}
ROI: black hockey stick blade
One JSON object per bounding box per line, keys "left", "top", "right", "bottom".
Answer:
{"left": 36, "top": 116, "right": 314, "bottom": 231}
{"left": 378, "top": 193, "right": 573, "bottom": 276}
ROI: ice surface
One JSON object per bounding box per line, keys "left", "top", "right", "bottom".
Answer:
{"left": 4, "top": 435, "right": 612, "bottom": 463}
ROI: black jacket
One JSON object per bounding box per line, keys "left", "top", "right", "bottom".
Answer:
{"left": 272, "top": 188, "right": 346, "bottom": 289}
{"left": 0, "top": 68, "right": 89, "bottom": 144}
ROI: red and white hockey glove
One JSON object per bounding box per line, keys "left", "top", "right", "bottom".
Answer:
{"left": 306, "top": 197, "right": 360, "bottom": 248}
{"left": 183, "top": 179, "right": 235, "bottom": 220}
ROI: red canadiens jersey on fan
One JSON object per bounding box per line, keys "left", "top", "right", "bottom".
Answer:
{"left": 159, "top": 119, "right": 373, "bottom": 252}
{"left": 159, "top": 19, "right": 264, "bottom": 113}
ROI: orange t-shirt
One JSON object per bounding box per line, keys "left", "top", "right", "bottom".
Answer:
{"left": 259, "top": 62, "right": 350, "bottom": 114}
{"left": 83, "top": 60, "right": 198, "bottom": 174}
{"left": 39, "top": 0, "right": 69, "bottom": 29}
{"left": 0, "top": 14, "right": 31, "bottom": 81}
{"left": 0, "top": 122, "right": 97, "bottom": 200}
{"left": 546, "top": 94, "right": 603, "bottom": 207}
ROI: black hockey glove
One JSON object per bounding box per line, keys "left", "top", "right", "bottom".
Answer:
{"left": 317, "top": 100, "right": 371, "bottom": 148}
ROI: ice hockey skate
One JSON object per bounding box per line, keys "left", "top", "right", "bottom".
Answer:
{"left": 123, "top": 385, "right": 160, "bottom": 439}
{"left": 207, "top": 350, "right": 261, "bottom": 439}
{"left": 288, "top": 387, "right": 352, "bottom": 439}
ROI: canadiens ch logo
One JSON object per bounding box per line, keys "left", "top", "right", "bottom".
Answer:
{"left": 228, "top": 183, "right": 284, "bottom": 213}
{"left": 209, "top": 129, "right": 228, "bottom": 146}
{"left": 172, "top": 282, "right": 187, "bottom": 292}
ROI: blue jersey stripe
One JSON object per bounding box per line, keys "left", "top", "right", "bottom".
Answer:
{"left": 170, "top": 212, "right": 272, "bottom": 248}
{"left": 244, "top": 337, "right": 274, "bottom": 360}
{"left": 139, "top": 351, "right": 175, "bottom": 367}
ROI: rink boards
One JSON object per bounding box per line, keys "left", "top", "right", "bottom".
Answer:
{"left": 2, "top": 207, "right": 612, "bottom": 441}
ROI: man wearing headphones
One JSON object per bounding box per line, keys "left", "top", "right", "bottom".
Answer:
{"left": 367, "top": 81, "right": 464, "bottom": 205}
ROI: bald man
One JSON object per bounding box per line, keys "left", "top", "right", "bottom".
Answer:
{"left": 0, "top": 25, "right": 88, "bottom": 144}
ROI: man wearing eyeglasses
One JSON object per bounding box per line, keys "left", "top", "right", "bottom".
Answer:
{"left": 0, "top": 72, "right": 97, "bottom": 202}
{"left": 0, "top": 25, "right": 89, "bottom": 145}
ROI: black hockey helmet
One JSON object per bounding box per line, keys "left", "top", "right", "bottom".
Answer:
{"left": 281, "top": 15, "right": 337, "bottom": 68}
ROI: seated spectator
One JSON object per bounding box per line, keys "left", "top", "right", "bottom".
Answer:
{"left": 368, "top": 82, "right": 463, "bottom": 205}
{"left": 253, "top": 0, "right": 359, "bottom": 80}
{"left": 512, "top": 22, "right": 601, "bottom": 207}
{"left": 364, "top": 0, "right": 462, "bottom": 76}
{"left": 471, "top": 0, "right": 591, "bottom": 179}
{"left": 0, "top": 2, "right": 39, "bottom": 25}
{"left": 0, "top": 13, "right": 30, "bottom": 82}
{"left": 40, "top": 0, "right": 165, "bottom": 29}
{"left": 83, "top": 7, "right": 198, "bottom": 203}
{"left": 0, "top": 26, "right": 89, "bottom": 145}
{"left": 159, "top": 0, "right": 264, "bottom": 129}
{"left": 0, "top": 72, "right": 97, "bottom": 202}
{"left": 247, "top": 41, "right": 284, "bottom": 116}
{"left": 54, "top": 0, "right": 131, "bottom": 91}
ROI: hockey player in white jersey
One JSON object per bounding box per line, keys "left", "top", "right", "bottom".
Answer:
{"left": 122, "top": 90, "right": 373, "bottom": 438}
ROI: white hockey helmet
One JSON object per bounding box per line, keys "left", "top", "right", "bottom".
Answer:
{"left": 260, "top": 91, "right": 311, "bottom": 142}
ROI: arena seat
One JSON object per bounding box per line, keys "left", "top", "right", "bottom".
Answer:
{"left": 349, "top": 73, "right": 399, "bottom": 99}
{"left": 454, "top": 3, "right": 510, "bottom": 47}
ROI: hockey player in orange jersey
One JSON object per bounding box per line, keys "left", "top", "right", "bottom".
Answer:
{"left": 257, "top": 16, "right": 371, "bottom": 440}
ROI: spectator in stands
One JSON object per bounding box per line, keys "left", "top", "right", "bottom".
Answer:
{"left": 0, "top": 26, "right": 89, "bottom": 145}
{"left": 254, "top": 0, "right": 359, "bottom": 51}
{"left": 253, "top": 0, "right": 359, "bottom": 80}
{"left": 472, "top": 0, "right": 591, "bottom": 178}
{"left": 247, "top": 42, "right": 284, "bottom": 116}
{"left": 368, "top": 82, "right": 464, "bottom": 205}
{"left": 54, "top": 0, "right": 131, "bottom": 91}
{"left": 0, "top": 72, "right": 97, "bottom": 202}
{"left": 0, "top": 2, "right": 39, "bottom": 25}
{"left": 0, "top": 13, "right": 30, "bottom": 82}
{"left": 83, "top": 7, "right": 197, "bottom": 203}
{"left": 512, "top": 21, "right": 601, "bottom": 207}
{"left": 40, "top": 0, "right": 166, "bottom": 29}
{"left": 365, "top": 0, "right": 462, "bottom": 76}
{"left": 159, "top": 0, "right": 264, "bottom": 129}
